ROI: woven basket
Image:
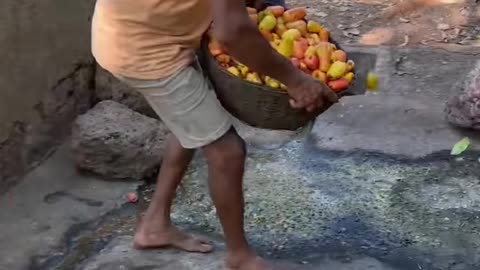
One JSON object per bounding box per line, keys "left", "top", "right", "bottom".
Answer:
{"left": 198, "top": 38, "right": 353, "bottom": 131}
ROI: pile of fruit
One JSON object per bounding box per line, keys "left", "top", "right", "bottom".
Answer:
{"left": 207, "top": 6, "right": 355, "bottom": 92}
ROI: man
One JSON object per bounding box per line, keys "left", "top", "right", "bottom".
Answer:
{"left": 92, "top": 0, "right": 337, "bottom": 269}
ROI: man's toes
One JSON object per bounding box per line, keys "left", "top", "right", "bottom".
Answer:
{"left": 176, "top": 238, "right": 214, "bottom": 253}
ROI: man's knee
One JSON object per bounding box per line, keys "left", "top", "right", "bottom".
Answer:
{"left": 203, "top": 129, "right": 246, "bottom": 167}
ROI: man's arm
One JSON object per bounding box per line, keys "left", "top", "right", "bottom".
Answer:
{"left": 210, "top": 0, "right": 338, "bottom": 111}
{"left": 211, "top": 0, "right": 300, "bottom": 88}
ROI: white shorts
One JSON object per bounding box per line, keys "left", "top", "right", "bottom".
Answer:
{"left": 117, "top": 66, "right": 232, "bottom": 149}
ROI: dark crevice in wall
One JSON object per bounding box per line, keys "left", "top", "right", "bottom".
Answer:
{"left": 0, "top": 61, "right": 97, "bottom": 195}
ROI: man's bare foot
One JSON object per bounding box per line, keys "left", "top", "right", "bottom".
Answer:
{"left": 227, "top": 252, "right": 275, "bottom": 270}
{"left": 133, "top": 224, "right": 213, "bottom": 253}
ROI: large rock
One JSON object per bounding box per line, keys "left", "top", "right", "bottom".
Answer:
{"left": 94, "top": 65, "right": 157, "bottom": 118}
{"left": 72, "top": 100, "right": 169, "bottom": 180}
{"left": 445, "top": 60, "right": 480, "bottom": 130}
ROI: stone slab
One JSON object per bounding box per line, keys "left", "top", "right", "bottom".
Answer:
{"left": 311, "top": 94, "right": 480, "bottom": 157}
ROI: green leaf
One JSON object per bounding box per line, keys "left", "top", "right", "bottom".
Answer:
{"left": 451, "top": 137, "right": 471, "bottom": 156}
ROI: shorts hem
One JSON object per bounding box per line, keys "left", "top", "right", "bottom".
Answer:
{"left": 179, "top": 120, "right": 232, "bottom": 149}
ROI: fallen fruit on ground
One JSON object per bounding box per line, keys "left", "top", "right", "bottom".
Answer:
{"left": 207, "top": 6, "right": 356, "bottom": 93}
{"left": 366, "top": 72, "right": 379, "bottom": 92}
{"left": 451, "top": 137, "right": 471, "bottom": 156}
{"left": 127, "top": 192, "right": 138, "bottom": 203}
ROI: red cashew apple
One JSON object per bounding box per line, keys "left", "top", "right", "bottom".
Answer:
{"left": 304, "top": 55, "right": 320, "bottom": 70}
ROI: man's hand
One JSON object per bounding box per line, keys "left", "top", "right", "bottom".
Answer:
{"left": 287, "top": 73, "right": 338, "bottom": 112}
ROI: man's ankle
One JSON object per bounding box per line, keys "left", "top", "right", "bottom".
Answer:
{"left": 139, "top": 212, "right": 172, "bottom": 230}
{"left": 226, "top": 248, "right": 257, "bottom": 264}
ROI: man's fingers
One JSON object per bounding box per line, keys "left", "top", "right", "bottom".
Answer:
{"left": 289, "top": 98, "right": 303, "bottom": 109}
{"left": 306, "top": 104, "right": 316, "bottom": 112}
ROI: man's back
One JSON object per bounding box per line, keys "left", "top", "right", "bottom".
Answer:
{"left": 92, "top": 0, "right": 212, "bottom": 79}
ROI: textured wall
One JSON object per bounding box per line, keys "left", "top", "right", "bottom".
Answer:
{"left": 0, "top": 0, "right": 96, "bottom": 193}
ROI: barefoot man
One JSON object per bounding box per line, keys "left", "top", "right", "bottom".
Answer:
{"left": 92, "top": 0, "right": 337, "bottom": 269}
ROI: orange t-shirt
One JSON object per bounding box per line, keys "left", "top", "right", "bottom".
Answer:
{"left": 92, "top": 0, "right": 212, "bottom": 80}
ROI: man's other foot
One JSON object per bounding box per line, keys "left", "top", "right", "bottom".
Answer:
{"left": 133, "top": 224, "right": 213, "bottom": 253}
{"left": 227, "top": 252, "right": 277, "bottom": 270}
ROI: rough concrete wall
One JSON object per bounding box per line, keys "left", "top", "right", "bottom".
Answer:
{"left": 0, "top": 0, "right": 96, "bottom": 193}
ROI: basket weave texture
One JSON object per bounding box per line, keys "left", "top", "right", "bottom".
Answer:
{"left": 198, "top": 38, "right": 352, "bottom": 131}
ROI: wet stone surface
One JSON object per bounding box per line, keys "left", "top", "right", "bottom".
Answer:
{"left": 33, "top": 140, "right": 480, "bottom": 270}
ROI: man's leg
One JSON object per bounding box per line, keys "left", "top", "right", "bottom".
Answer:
{"left": 134, "top": 134, "right": 212, "bottom": 252}
{"left": 203, "top": 129, "right": 272, "bottom": 270}
{"left": 122, "top": 66, "right": 271, "bottom": 268}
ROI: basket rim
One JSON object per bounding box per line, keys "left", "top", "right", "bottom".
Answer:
{"left": 202, "top": 38, "right": 355, "bottom": 97}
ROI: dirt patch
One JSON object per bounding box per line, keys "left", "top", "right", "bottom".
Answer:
{"left": 289, "top": 0, "right": 480, "bottom": 50}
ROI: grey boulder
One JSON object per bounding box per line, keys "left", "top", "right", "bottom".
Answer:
{"left": 71, "top": 100, "right": 169, "bottom": 180}
{"left": 445, "top": 61, "right": 480, "bottom": 130}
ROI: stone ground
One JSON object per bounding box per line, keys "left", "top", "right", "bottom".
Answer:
{"left": 293, "top": 0, "right": 480, "bottom": 49}
{"left": 2, "top": 1, "right": 480, "bottom": 270}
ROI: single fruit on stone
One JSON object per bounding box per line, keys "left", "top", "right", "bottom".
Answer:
{"left": 327, "top": 61, "right": 348, "bottom": 80}
{"left": 366, "top": 72, "right": 379, "bottom": 91}
{"left": 259, "top": 14, "right": 277, "bottom": 31}
{"left": 127, "top": 192, "right": 138, "bottom": 203}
